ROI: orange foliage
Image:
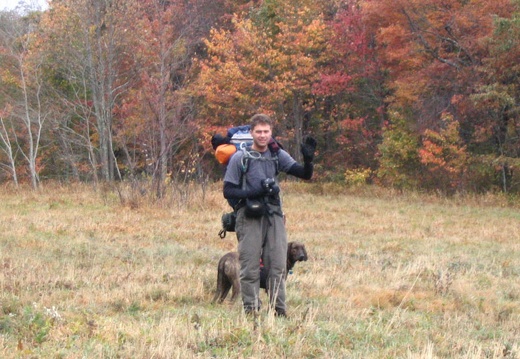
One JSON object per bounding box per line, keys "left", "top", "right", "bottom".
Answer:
{"left": 418, "top": 113, "right": 469, "bottom": 190}
{"left": 191, "top": 2, "right": 330, "bottom": 128}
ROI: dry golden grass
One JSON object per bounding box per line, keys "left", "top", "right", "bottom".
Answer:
{"left": 0, "top": 181, "right": 519, "bottom": 358}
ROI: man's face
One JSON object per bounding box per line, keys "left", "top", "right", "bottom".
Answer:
{"left": 251, "top": 123, "right": 272, "bottom": 150}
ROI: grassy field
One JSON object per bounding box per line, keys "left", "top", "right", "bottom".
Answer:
{"left": 0, "top": 182, "right": 519, "bottom": 358}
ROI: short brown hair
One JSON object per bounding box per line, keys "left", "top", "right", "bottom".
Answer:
{"left": 249, "top": 114, "right": 273, "bottom": 130}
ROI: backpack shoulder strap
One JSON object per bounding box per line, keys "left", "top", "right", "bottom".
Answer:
{"left": 271, "top": 149, "right": 279, "bottom": 175}
{"left": 268, "top": 138, "right": 281, "bottom": 174}
{"left": 239, "top": 144, "right": 280, "bottom": 190}
{"left": 239, "top": 143, "right": 252, "bottom": 174}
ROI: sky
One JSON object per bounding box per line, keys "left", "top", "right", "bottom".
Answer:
{"left": 1, "top": 0, "right": 48, "bottom": 11}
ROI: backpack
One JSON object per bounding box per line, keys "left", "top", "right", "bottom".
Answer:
{"left": 211, "top": 125, "right": 282, "bottom": 170}
{"left": 212, "top": 125, "right": 254, "bottom": 165}
{"left": 228, "top": 125, "right": 253, "bottom": 149}
{"left": 213, "top": 125, "right": 282, "bottom": 238}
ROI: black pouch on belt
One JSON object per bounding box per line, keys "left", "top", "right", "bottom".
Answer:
{"left": 244, "top": 198, "right": 266, "bottom": 218}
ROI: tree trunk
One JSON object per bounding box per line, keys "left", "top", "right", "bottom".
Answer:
{"left": 292, "top": 92, "right": 303, "bottom": 162}
{"left": 0, "top": 118, "right": 19, "bottom": 187}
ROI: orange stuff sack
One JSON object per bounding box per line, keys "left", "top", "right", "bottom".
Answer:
{"left": 215, "top": 144, "right": 237, "bottom": 165}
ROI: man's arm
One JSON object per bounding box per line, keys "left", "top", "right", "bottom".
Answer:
{"left": 286, "top": 136, "right": 316, "bottom": 180}
{"left": 287, "top": 162, "right": 313, "bottom": 180}
{"left": 223, "top": 181, "right": 266, "bottom": 200}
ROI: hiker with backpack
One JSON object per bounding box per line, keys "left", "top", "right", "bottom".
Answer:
{"left": 222, "top": 113, "right": 316, "bottom": 317}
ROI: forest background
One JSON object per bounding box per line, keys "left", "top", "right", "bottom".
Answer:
{"left": 1, "top": 0, "right": 520, "bottom": 196}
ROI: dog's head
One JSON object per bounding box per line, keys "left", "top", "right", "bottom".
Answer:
{"left": 288, "top": 241, "right": 308, "bottom": 263}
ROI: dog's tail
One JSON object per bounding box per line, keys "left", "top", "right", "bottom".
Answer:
{"left": 212, "top": 261, "right": 225, "bottom": 303}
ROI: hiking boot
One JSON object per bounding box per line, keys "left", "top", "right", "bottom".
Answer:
{"left": 244, "top": 307, "right": 260, "bottom": 316}
{"left": 275, "top": 309, "right": 287, "bottom": 318}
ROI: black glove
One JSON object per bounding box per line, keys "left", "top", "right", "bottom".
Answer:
{"left": 300, "top": 136, "right": 317, "bottom": 163}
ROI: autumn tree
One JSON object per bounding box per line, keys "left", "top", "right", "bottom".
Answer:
{"left": 112, "top": 0, "right": 245, "bottom": 196}
{"left": 37, "top": 0, "right": 139, "bottom": 182}
{"left": 0, "top": 106, "right": 18, "bottom": 185}
{"left": 192, "top": 0, "right": 331, "bottom": 158}
{"left": 261, "top": 0, "right": 332, "bottom": 157}
{"left": 470, "top": 3, "right": 520, "bottom": 192}
{"left": 115, "top": 0, "right": 198, "bottom": 197}
{"left": 363, "top": 0, "right": 516, "bottom": 191}
{"left": 2, "top": 0, "right": 519, "bottom": 194}
{"left": 312, "top": 0, "right": 388, "bottom": 177}
{"left": 418, "top": 113, "right": 469, "bottom": 193}
{"left": 0, "top": 9, "right": 50, "bottom": 189}
{"left": 36, "top": 2, "right": 97, "bottom": 181}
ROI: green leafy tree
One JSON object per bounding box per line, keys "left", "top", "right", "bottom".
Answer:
{"left": 377, "top": 110, "right": 421, "bottom": 190}
{"left": 470, "top": 4, "right": 520, "bottom": 192}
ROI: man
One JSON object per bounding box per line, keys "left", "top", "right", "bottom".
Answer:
{"left": 223, "top": 113, "right": 316, "bottom": 317}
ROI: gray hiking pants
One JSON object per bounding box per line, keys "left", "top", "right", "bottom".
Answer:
{"left": 235, "top": 203, "right": 287, "bottom": 313}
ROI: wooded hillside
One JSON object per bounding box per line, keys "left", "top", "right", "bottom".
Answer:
{"left": 1, "top": 0, "right": 519, "bottom": 194}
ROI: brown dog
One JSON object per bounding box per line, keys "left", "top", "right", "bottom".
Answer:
{"left": 213, "top": 241, "right": 308, "bottom": 303}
